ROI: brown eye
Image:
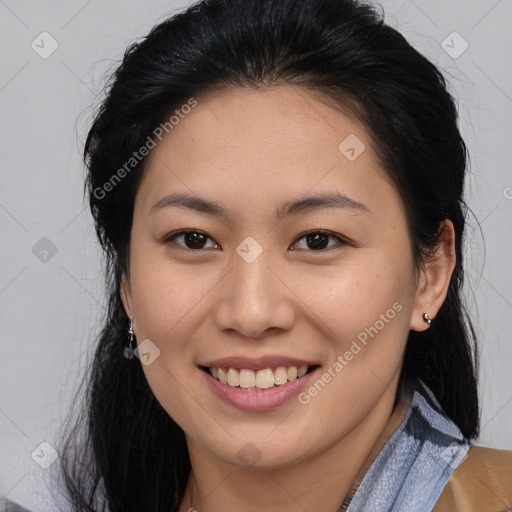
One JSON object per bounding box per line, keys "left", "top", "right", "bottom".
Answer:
{"left": 164, "top": 229, "right": 347, "bottom": 252}
{"left": 165, "top": 230, "right": 220, "bottom": 250}
{"left": 292, "top": 230, "right": 347, "bottom": 251}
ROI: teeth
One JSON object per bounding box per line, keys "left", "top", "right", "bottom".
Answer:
{"left": 218, "top": 368, "right": 228, "bottom": 384}
{"left": 287, "top": 366, "right": 297, "bottom": 380}
{"left": 255, "top": 368, "right": 274, "bottom": 389}
{"left": 227, "top": 368, "right": 239, "bottom": 387}
{"left": 297, "top": 365, "right": 308, "bottom": 378}
{"left": 239, "top": 369, "right": 256, "bottom": 388}
{"left": 274, "top": 367, "right": 288, "bottom": 385}
{"left": 209, "top": 365, "right": 311, "bottom": 389}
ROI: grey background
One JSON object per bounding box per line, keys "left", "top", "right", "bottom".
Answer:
{"left": 1, "top": 0, "right": 511, "bottom": 509}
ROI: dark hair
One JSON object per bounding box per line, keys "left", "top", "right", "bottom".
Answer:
{"left": 57, "top": 0, "right": 480, "bottom": 510}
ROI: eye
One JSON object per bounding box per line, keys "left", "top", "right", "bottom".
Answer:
{"left": 164, "top": 230, "right": 220, "bottom": 250}
{"left": 291, "top": 230, "right": 348, "bottom": 252}
{"left": 163, "top": 229, "right": 349, "bottom": 252}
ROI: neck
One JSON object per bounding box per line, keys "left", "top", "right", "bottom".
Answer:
{"left": 179, "top": 383, "right": 410, "bottom": 512}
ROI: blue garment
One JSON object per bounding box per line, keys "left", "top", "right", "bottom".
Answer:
{"left": 342, "top": 378, "right": 471, "bottom": 512}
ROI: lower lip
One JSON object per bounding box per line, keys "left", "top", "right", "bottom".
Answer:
{"left": 201, "top": 367, "right": 319, "bottom": 411}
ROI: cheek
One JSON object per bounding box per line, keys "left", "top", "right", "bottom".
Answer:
{"left": 128, "top": 259, "right": 220, "bottom": 431}
{"left": 129, "top": 245, "right": 220, "bottom": 340}
{"left": 289, "top": 249, "right": 414, "bottom": 415}
{"left": 289, "top": 261, "right": 412, "bottom": 444}
{"left": 289, "top": 250, "right": 414, "bottom": 342}
{"left": 141, "top": 360, "right": 219, "bottom": 447}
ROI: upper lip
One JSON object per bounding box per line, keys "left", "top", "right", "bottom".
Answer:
{"left": 199, "top": 355, "right": 319, "bottom": 371}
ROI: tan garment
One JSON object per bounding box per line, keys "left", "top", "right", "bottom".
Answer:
{"left": 432, "top": 445, "right": 512, "bottom": 512}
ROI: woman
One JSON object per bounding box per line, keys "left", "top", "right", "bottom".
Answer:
{"left": 15, "top": 0, "right": 509, "bottom": 510}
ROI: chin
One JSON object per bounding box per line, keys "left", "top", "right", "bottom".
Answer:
{"left": 205, "top": 434, "right": 317, "bottom": 471}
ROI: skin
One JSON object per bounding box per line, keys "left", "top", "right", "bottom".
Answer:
{"left": 120, "top": 85, "right": 456, "bottom": 512}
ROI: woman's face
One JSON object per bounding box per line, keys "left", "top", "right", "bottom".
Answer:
{"left": 121, "top": 85, "right": 432, "bottom": 468}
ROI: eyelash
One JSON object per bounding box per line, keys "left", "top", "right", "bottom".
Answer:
{"left": 163, "top": 229, "right": 350, "bottom": 253}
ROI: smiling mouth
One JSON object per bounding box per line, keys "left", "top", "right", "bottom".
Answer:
{"left": 200, "top": 365, "right": 319, "bottom": 390}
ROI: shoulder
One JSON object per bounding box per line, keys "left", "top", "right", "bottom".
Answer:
{"left": 433, "top": 445, "right": 512, "bottom": 512}
{"left": 0, "top": 499, "right": 32, "bottom": 512}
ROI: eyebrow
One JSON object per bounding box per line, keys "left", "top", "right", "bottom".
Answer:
{"left": 150, "top": 191, "right": 371, "bottom": 219}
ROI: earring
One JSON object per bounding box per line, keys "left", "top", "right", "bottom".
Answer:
{"left": 422, "top": 313, "right": 432, "bottom": 327}
{"left": 123, "top": 318, "right": 137, "bottom": 359}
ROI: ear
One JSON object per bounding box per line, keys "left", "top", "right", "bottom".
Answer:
{"left": 120, "top": 271, "right": 134, "bottom": 319}
{"left": 410, "top": 219, "right": 456, "bottom": 331}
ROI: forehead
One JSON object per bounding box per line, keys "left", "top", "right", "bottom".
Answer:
{"left": 136, "top": 85, "right": 399, "bottom": 219}
{"left": 148, "top": 85, "right": 371, "bottom": 161}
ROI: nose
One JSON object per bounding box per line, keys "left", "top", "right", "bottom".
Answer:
{"left": 213, "top": 249, "right": 296, "bottom": 339}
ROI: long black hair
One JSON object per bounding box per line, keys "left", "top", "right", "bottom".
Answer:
{"left": 56, "top": 0, "right": 480, "bottom": 510}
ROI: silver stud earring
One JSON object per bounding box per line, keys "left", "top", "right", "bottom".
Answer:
{"left": 422, "top": 313, "right": 432, "bottom": 327}
{"left": 124, "top": 318, "right": 137, "bottom": 359}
